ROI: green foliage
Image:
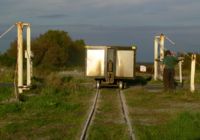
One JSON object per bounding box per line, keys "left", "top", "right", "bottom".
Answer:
{"left": 0, "top": 54, "right": 15, "bottom": 67}
{"left": 68, "top": 39, "right": 85, "bottom": 66}
{"left": 0, "top": 72, "right": 93, "bottom": 139}
{"left": 0, "top": 87, "right": 13, "bottom": 102}
{"left": 0, "top": 103, "right": 22, "bottom": 116}
{"left": 6, "top": 40, "right": 21, "bottom": 59}
{"left": 0, "top": 30, "right": 85, "bottom": 69}
{"left": 0, "top": 40, "right": 27, "bottom": 66}
{"left": 31, "top": 30, "right": 85, "bottom": 69}
{"left": 32, "top": 30, "right": 70, "bottom": 68}
{"left": 0, "top": 68, "right": 14, "bottom": 82}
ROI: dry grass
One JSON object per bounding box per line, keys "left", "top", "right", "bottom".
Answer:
{"left": 124, "top": 86, "right": 200, "bottom": 139}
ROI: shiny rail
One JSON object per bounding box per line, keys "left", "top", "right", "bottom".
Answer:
{"left": 80, "top": 89, "right": 100, "bottom": 140}
{"left": 118, "top": 90, "right": 136, "bottom": 140}
{"left": 80, "top": 89, "right": 136, "bottom": 140}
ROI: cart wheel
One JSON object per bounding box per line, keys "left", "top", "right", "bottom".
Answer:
{"left": 119, "top": 81, "right": 123, "bottom": 89}
{"left": 123, "top": 82, "right": 127, "bottom": 89}
{"left": 96, "top": 80, "right": 100, "bottom": 89}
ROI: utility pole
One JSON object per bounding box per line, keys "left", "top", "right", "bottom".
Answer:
{"left": 154, "top": 36, "right": 159, "bottom": 80}
{"left": 190, "top": 54, "right": 196, "bottom": 92}
{"left": 16, "top": 22, "right": 33, "bottom": 94}
{"left": 16, "top": 22, "right": 23, "bottom": 94}
{"left": 154, "top": 34, "right": 165, "bottom": 80}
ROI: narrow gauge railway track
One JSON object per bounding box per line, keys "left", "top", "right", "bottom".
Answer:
{"left": 118, "top": 90, "right": 136, "bottom": 140}
{"left": 80, "top": 89, "right": 135, "bottom": 140}
{"left": 80, "top": 89, "right": 100, "bottom": 140}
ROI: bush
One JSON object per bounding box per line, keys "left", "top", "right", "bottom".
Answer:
{"left": 0, "top": 30, "right": 85, "bottom": 69}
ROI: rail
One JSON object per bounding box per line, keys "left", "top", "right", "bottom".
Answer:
{"left": 118, "top": 90, "right": 136, "bottom": 140}
{"left": 80, "top": 88, "right": 136, "bottom": 140}
{"left": 80, "top": 89, "right": 100, "bottom": 140}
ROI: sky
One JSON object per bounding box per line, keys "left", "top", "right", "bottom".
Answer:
{"left": 0, "top": 0, "right": 200, "bottom": 62}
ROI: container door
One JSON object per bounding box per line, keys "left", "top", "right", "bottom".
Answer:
{"left": 116, "top": 50, "right": 134, "bottom": 78}
{"left": 86, "top": 49, "right": 105, "bottom": 76}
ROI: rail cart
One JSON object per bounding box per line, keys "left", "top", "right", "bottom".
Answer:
{"left": 85, "top": 45, "right": 137, "bottom": 89}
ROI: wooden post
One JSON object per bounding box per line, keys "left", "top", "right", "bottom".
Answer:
{"left": 190, "top": 54, "right": 196, "bottom": 92}
{"left": 160, "top": 34, "right": 165, "bottom": 61}
{"left": 16, "top": 22, "right": 32, "bottom": 93}
{"left": 26, "top": 24, "right": 31, "bottom": 86}
{"left": 16, "top": 22, "right": 23, "bottom": 94}
{"left": 159, "top": 34, "right": 165, "bottom": 80}
{"left": 179, "top": 60, "right": 183, "bottom": 84}
{"left": 154, "top": 37, "right": 159, "bottom": 80}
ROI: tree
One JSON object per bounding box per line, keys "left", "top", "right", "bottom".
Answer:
{"left": 1, "top": 30, "right": 86, "bottom": 69}
{"left": 31, "top": 30, "right": 85, "bottom": 69}
{"left": 68, "top": 39, "right": 85, "bottom": 66}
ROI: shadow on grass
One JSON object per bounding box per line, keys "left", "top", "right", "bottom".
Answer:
{"left": 126, "top": 76, "right": 152, "bottom": 87}
{"left": 96, "top": 76, "right": 152, "bottom": 89}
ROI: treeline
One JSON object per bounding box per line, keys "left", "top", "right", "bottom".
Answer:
{"left": 0, "top": 30, "right": 199, "bottom": 71}
{"left": 0, "top": 30, "right": 85, "bottom": 69}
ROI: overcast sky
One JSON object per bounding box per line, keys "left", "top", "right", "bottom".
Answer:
{"left": 0, "top": 0, "right": 200, "bottom": 62}
{"left": 1, "top": 0, "right": 200, "bottom": 26}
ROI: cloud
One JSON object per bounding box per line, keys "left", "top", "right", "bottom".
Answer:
{"left": 77, "top": 0, "right": 151, "bottom": 8}
{"left": 37, "top": 14, "right": 69, "bottom": 19}
{"left": 0, "top": 0, "right": 200, "bottom": 26}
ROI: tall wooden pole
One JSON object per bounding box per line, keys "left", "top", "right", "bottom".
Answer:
{"left": 159, "top": 34, "right": 165, "bottom": 80}
{"left": 17, "top": 22, "right": 23, "bottom": 94}
{"left": 190, "top": 54, "right": 196, "bottom": 92}
{"left": 154, "top": 37, "right": 159, "bottom": 80}
{"left": 26, "top": 24, "right": 31, "bottom": 86}
{"left": 179, "top": 60, "right": 183, "bottom": 84}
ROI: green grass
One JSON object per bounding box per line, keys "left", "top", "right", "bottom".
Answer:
{"left": 0, "top": 72, "right": 94, "bottom": 140}
{"left": 136, "top": 112, "right": 200, "bottom": 140}
{"left": 88, "top": 89, "right": 129, "bottom": 140}
{"left": 0, "top": 66, "right": 200, "bottom": 139}
{"left": 124, "top": 87, "right": 200, "bottom": 140}
{"left": 0, "top": 87, "right": 13, "bottom": 102}
{"left": 0, "top": 67, "right": 14, "bottom": 83}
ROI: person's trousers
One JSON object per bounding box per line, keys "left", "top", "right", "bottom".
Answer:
{"left": 163, "top": 68, "right": 175, "bottom": 90}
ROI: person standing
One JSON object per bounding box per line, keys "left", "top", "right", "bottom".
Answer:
{"left": 163, "top": 50, "right": 179, "bottom": 90}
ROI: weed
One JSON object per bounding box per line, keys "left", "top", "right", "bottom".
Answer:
{"left": 135, "top": 112, "right": 200, "bottom": 140}
{"left": 0, "top": 70, "right": 94, "bottom": 139}
{"left": 0, "top": 103, "right": 22, "bottom": 116}
{"left": 0, "top": 67, "right": 14, "bottom": 82}
{"left": 0, "top": 87, "right": 13, "bottom": 102}
{"left": 124, "top": 88, "right": 200, "bottom": 139}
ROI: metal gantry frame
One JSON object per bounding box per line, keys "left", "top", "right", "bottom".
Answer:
{"left": 0, "top": 22, "right": 33, "bottom": 94}
{"left": 154, "top": 33, "right": 183, "bottom": 84}
{"left": 154, "top": 34, "right": 165, "bottom": 81}
{"left": 16, "top": 22, "right": 33, "bottom": 93}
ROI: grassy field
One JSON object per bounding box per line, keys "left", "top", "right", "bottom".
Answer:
{"left": 124, "top": 87, "right": 200, "bottom": 140}
{"left": 0, "top": 70, "right": 94, "bottom": 140}
{"left": 0, "top": 66, "right": 200, "bottom": 139}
